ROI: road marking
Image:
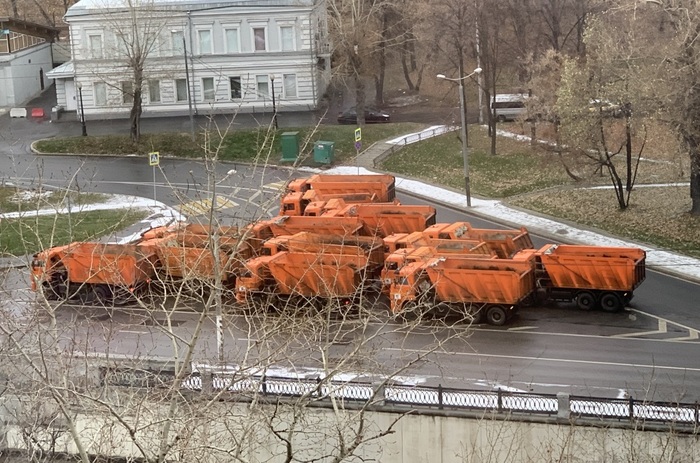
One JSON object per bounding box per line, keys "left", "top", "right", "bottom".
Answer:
{"left": 384, "top": 347, "right": 700, "bottom": 373}
{"left": 627, "top": 308, "right": 700, "bottom": 341}
{"left": 264, "top": 181, "right": 288, "bottom": 191}
{"left": 612, "top": 319, "right": 667, "bottom": 338}
{"left": 179, "top": 196, "right": 237, "bottom": 216}
{"left": 507, "top": 326, "right": 537, "bottom": 331}
{"left": 120, "top": 330, "right": 149, "bottom": 334}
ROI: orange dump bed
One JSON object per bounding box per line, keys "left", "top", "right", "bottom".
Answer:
{"left": 267, "top": 251, "right": 370, "bottom": 298}
{"left": 423, "top": 222, "right": 533, "bottom": 258}
{"left": 266, "top": 216, "right": 364, "bottom": 237}
{"left": 304, "top": 174, "right": 396, "bottom": 202}
{"left": 51, "top": 242, "right": 157, "bottom": 287}
{"left": 338, "top": 204, "right": 437, "bottom": 237}
{"left": 536, "top": 244, "right": 646, "bottom": 291}
{"left": 424, "top": 257, "right": 535, "bottom": 305}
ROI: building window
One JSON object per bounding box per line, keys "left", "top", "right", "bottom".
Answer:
{"left": 225, "top": 28, "right": 240, "bottom": 53}
{"left": 230, "top": 76, "right": 241, "bottom": 99}
{"left": 121, "top": 81, "right": 133, "bottom": 104}
{"left": 253, "top": 27, "right": 266, "bottom": 51}
{"left": 202, "top": 77, "right": 215, "bottom": 101}
{"left": 198, "top": 29, "right": 212, "bottom": 54}
{"left": 256, "top": 75, "right": 269, "bottom": 98}
{"left": 280, "top": 26, "right": 294, "bottom": 51}
{"left": 149, "top": 80, "right": 161, "bottom": 103}
{"left": 176, "top": 79, "right": 188, "bottom": 102}
{"left": 94, "top": 82, "right": 107, "bottom": 106}
{"left": 283, "top": 74, "right": 297, "bottom": 98}
{"left": 171, "top": 30, "right": 184, "bottom": 56}
{"left": 88, "top": 34, "right": 103, "bottom": 59}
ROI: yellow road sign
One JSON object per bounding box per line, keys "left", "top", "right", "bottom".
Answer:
{"left": 354, "top": 128, "right": 362, "bottom": 142}
{"left": 149, "top": 151, "right": 160, "bottom": 166}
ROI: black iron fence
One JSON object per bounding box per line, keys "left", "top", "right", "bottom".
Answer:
{"left": 100, "top": 367, "right": 700, "bottom": 429}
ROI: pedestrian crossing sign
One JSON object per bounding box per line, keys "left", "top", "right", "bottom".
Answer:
{"left": 149, "top": 151, "right": 160, "bottom": 166}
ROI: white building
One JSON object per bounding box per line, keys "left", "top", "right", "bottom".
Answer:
{"left": 0, "top": 17, "right": 58, "bottom": 108}
{"left": 48, "top": 0, "right": 330, "bottom": 119}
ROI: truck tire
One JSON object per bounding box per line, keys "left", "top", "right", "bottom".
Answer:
{"left": 497, "top": 115, "right": 507, "bottom": 123}
{"left": 600, "top": 292, "right": 623, "bottom": 312}
{"left": 486, "top": 305, "right": 508, "bottom": 326}
{"left": 576, "top": 291, "right": 596, "bottom": 311}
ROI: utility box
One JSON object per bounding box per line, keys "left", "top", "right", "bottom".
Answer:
{"left": 280, "top": 131, "right": 300, "bottom": 162}
{"left": 314, "top": 141, "right": 335, "bottom": 165}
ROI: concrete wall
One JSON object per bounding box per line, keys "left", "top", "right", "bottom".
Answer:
{"left": 1, "top": 396, "right": 698, "bottom": 463}
{"left": 0, "top": 43, "right": 53, "bottom": 107}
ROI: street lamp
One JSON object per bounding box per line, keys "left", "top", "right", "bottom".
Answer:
{"left": 76, "top": 81, "right": 87, "bottom": 137}
{"left": 437, "top": 67, "right": 482, "bottom": 207}
{"left": 270, "top": 74, "right": 278, "bottom": 129}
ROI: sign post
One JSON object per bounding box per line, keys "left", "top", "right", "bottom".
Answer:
{"left": 148, "top": 152, "right": 159, "bottom": 206}
{"left": 354, "top": 128, "right": 362, "bottom": 173}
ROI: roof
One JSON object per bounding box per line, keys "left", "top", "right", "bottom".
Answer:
{"left": 0, "top": 17, "right": 60, "bottom": 40}
{"left": 66, "top": 0, "right": 317, "bottom": 17}
{"left": 46, "top": 60, "right": 75, "bottom": 78}
{"left": 493, "top": 94, "right": 529, "bottom": 102}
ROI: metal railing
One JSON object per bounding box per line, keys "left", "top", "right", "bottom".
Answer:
{"left": 100, "top": 367, "right": 700, "bottom": 429}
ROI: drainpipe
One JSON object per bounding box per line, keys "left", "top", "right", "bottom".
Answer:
{"left": 187, "top": 10, "right": 197, "bottom": 115}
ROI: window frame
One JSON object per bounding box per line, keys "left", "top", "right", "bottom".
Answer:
{"left": 87, "top": 33, "right": 103, "bottom": 59}
{"left": 197, "top": 28, "right": 213, "bottom": 55}
{"left": 252, "top": 26, "right": 267, "bottom": 52}
{"left": 175, "top": 78, "right": 188, "bottom": 102}
{"left": 279, "top": 25, "right": 295, "bottom": 52}
{"left": 283, "top": 73, "right": 297, "bottom": 98}
{"left": 171, "top": 30, "right": 185, "bottom": 56}
{"left": 224, "top": 27, "right": 241, "bottom": 54}
{"left": 148, "top": 80, "right": 161, "bottom": 104}
{"left": 121, "top": 81, "right": 134, "bottom": 105}
{"left": 93, "top": 81, "right": 107, "bottom": 106}
{"left": 229, "top": 76, "right": 242, "bottom": 99}
{"left": 256, "top": 74, "right": 269, "bottom": 99}
{"left": 201, "top": 77, "right": 215, "bottom": 101}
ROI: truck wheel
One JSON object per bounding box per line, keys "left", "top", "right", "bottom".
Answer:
{"left": 497, "top": 115, "right": 507, "bottom": 123}
{"left": 576, "top": 291, "right": 596, "bottom": 311}
{"left": 600, "top": 292, "right": 623, "bottom": 312}
{"left": 486, "top": 305, "right": 508, "bottom": 326}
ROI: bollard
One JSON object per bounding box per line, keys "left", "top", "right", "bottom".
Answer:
{"left": 557, "top": 392, "right": 570, "bottom": 420}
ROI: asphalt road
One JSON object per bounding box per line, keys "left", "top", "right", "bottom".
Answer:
{"left": 3, "top": 155, "right": 700, "bottom": 403}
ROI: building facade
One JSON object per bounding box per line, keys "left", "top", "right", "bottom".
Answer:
{"left": 48, "top": 0, "right": 330, "bottom": 119}
{"left": 0, "top": 18, "right": 58, "bottom": 108}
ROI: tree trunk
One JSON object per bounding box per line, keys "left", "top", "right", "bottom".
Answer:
{"left": 130, "top": 68, "right": 143, "bottom": 143}
{"left": 10, "top": 0, "right": 18, "bottom": 17}
{"left": 400, "top": 45, "right": 415, "bottom": 91}
{"left": 686, "top": 133, "right": 700, "bottom": 215}
{"left": 626, "top": 114, "right": 632, "bottom": 192}
{"left": 374, "top": 10, "right": 389, "bottom": 105}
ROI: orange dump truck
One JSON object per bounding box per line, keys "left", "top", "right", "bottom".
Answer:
{"left": 30, "top": 242, "right": 158, "bottom": 304}
{"left": 334, "top": 203, "right": 437, "bottom": 237}
{"left": 380, "top": 242, "right": 495, "bottom": 286}
{"left": 532, "top": 244, "right": 646, "bottom": 312}
{"left": 423, "top": 222, "right": 534, "bottom": 258}
{"left": 237, "top": 251, "right": 371, "bottom": 305}
{"left": 389, "top": 256, "right": 536, "bottom": 325}
{"left": 260, "top": 232, "right": 384, "bottom": 272}
{"left": 281, "top": 174, "right": 396, "bottom": 215}
{"left": 262, "top": 215, "right": 365, "bottom": 237}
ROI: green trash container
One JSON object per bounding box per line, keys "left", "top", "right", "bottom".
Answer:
{"left": 314, "top": 141, "right": 335, "bottom": 164}
{"left": 280, "top": 131, "right": 300, "bottom": 162}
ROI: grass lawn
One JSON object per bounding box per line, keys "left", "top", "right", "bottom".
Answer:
{"left": 34, "top": 123, "right": 424, "bottom": 166}
{"left": 0, "top": 187, "right": 108, "bottom": 214}
{"left": 380, "top": 125, "right": 574, "bottom": 198}
{"left": 0, "top": 209, "right": 148, "bottom": 256}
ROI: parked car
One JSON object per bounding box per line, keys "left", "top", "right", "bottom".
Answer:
{"left": 337, "top": 107, "right": 391, "bottom": 124}
{"left": 588, "top": 99, "right": 625, "bottom": 118}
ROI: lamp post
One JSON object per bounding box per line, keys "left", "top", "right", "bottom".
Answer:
{"left": 270, "top": 74, "right": 278, "bottom": 129}
{"left": 174, "top": 30, "right": 196, "bottom": 142}
{"left": 76, "top": 81, "right": 87, "bottom": 137}
{"left": 437, "top": 67, "right": 482, "bottom": 207}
